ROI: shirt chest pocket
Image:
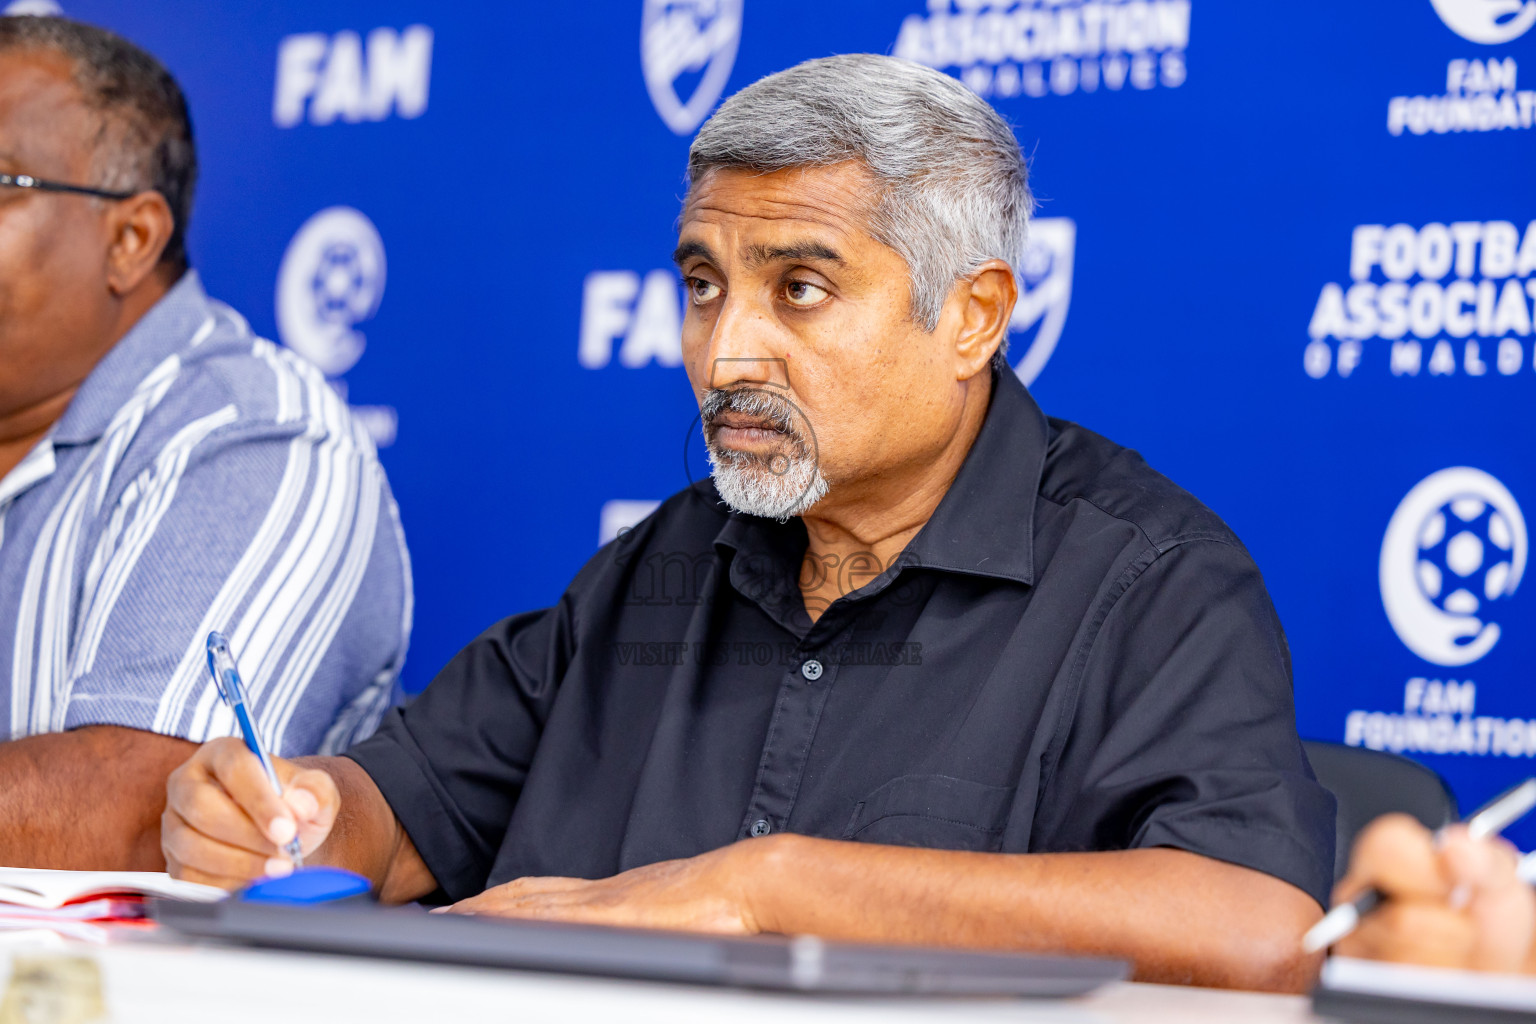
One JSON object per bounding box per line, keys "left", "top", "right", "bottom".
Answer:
{"left": 840, "top": 775, "right": 1016, "bottom": 853}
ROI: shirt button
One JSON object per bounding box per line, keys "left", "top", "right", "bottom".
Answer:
{"left": 750, "top": 819, "right": 772, "bottom": 838}
{"left": 800, "top": 659, "right": 824, "bottom": 681}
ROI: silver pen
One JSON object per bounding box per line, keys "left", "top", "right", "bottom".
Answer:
{"left": 1303, "top": 777, "right": 1536, "bottom": 953}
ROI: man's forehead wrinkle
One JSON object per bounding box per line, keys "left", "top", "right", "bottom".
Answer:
{"left": 683, "top": 168, "right": 877, "bottom": 234}
{"left": 683, "top": 193, "right": 864, "bottom": 230}
{"left": 677, "top": 168, "right": 892, "bottom": 282}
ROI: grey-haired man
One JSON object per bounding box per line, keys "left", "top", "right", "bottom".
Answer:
{"left": 164, "top": 54, "right": 1332, "bottom": 992}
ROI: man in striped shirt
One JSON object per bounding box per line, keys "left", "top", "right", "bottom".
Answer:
{"left": 0, "top": 18, "right": 411, "bottom": 869}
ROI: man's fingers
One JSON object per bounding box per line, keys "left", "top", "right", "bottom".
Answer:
{"left": 1438, "top": 832, "right": 1536, "bottom": 973}
{"left": 162, "top": 808, "right": 281, "bottom": 881}
{"left": 283, "top": 787, "right": 319, "bottom": 822}
{"left": 166, "top": 745, "right": 278, "bottom": 856}
{"left": 285, "top": 769, "right": 339, "bottom": 823}
{"left": 503, "top": 876, "right": 588, "bottom": 896}
{"left": 163, "top": 741, "right": 349, "bottom": 888}
{"left": 284, "top": 768, "right": 340, "bottom": 854}
{"left": 1336, "top": 814, "right": 1449, "bottom": 905}
{"left": 165, "top": 854, "right": 260, "bottom": 893}
{"left": 445, "top": 878, "right": 592, "bottom": 917}
{"left": 1440, "top": 832, "right": 1521, "bottom": 894}
{"left": 1335, "top": 820, "right": 1536, "bottom": 973}
{"left": 1337, "top": 900, "right": 1473, "bottom": 967}
{"left": 203, "top": 738, "right": 296, "bottom": 848}
{"left": 449, "top": 892, "right": 590, "bottom": 921}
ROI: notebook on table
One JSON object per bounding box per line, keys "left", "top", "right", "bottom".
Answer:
{"left": 0, "top": 868, "right": 224, "bottom": 942}
{"left": 1313, "top": 955, "right": 1536, "bottom": 1023}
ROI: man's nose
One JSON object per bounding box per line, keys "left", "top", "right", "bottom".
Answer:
{"left": 703, "top": 295, "right": 791, "bottom": 392}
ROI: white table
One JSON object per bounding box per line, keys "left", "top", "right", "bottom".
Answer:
{"left": 0, "top": 933, "right": 1318, "bottom": 1024}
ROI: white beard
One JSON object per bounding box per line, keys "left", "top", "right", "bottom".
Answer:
{"left": 701, "top": 387, "right": 830, "bottom": 521}
{"left": 708, "top": 445, "right": 829, "bottom": 522}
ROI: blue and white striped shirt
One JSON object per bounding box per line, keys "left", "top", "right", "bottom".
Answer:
{"left": 0, "top": 273, "right": 412, "bottom": 755}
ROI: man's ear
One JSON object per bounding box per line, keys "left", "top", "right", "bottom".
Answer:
{"left": 104, "top": 190, "right": 175, "bottom": 296}
{"left": 952, "top": 258, "right": 1018, "bottom": 382}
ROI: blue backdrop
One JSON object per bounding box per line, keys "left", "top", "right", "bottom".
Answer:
{"left": 26, "top": 0, "right": 1536, "bottom": 845}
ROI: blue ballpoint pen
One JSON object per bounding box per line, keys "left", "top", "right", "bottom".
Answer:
{"left": 206, "top": 631, "right": 305, "bottom": 869}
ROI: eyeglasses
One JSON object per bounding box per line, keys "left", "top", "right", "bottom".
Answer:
{"left": 0, "top": 172, "right": 136, "bottom": 200}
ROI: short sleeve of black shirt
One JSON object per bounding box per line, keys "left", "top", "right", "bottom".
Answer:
{"left": 1030, "top": 537, "right": 1334, "bottom": 904}
{"left": 346, "top": 599, "right": 575, "bottom": 900}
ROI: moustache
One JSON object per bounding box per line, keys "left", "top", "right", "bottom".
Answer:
{"left": 700, "top": 388, "right": 801, "bottom": 438}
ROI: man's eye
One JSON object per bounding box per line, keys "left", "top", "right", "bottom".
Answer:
{"left": 784, "top": 281, "right": 829, "bottom": 307}
{"left": 687, "top": 278, "right": 722, "bottom": 304}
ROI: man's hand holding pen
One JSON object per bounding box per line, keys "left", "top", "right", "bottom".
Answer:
{"left": 1331, "top": 814, "right": 1535, "bottom": 974}
{"left": 162, "top": 738, "right": 339, "bottom": 888}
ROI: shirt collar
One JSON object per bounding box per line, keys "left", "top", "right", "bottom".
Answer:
{"left": 53, "top": 271, "right": 213, "bottom": 446}
{"left": 712, "top": 368, "right": 1049, "bottom": 595}
{"left": 712, "top": 497, "right": 814, "bottom": 634}
{"left": 0, "top": 433, "right": 57, "bottom": 509}
{"left": 897, "top": 369, "right": 1047, "bottom": 586}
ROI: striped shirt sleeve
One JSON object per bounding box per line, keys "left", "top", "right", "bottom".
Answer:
{"left": 58, "top": 354, "right": 410, "bottom": 757}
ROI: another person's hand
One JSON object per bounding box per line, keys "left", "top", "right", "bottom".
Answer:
{"left": 1333, "top": 813, "right": 1534, "bottom": 973}
{"left": 442, "top": 840, "right": 767, "bottom": 934}
{"left": 162, "top": 737, "right": 340, "bottom": 889}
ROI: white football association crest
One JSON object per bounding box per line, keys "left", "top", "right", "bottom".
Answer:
{"left": 276, "top": 207, "right": 387, "bottom": 377}
{"left": 1380, "top": 467, "right": 1528, "bottom": 667}
{"left": 1430, "top": 0, "right": 1536, "bottom": 43}
{"left": 1010, "top": 217, "right": 1075, "bottom": 386}
{"left": 640, "top": 0, "right": 742, "bottom": 135}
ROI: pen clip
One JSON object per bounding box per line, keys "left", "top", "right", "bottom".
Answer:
{"left": 206, "top": 631, "right": 245, "bottom": 707}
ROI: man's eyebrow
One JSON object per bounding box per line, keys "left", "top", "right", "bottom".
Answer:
{"left": 743, "top": 241, "right": 846, "bottom": 268}
{"left": 672, "top": 240, "right": 717, "bottom": 268}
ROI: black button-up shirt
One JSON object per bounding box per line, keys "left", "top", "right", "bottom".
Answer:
{"left": 348, "top": 372, "right": 1336, "bottom": 909}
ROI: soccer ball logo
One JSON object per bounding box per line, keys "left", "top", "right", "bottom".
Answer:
{"left": 1415, "top": 497, "right": 1518, "bottom": 619}
{"left": 1382, "top": 468, "right": 1527, "bottom": 667}
{"left": 311, "top": 242, "right": 372, "bottom": 325}
{"left": 276, "top": 207, "right": 387, "bottom": 377}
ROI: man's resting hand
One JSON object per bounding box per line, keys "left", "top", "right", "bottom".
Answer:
{"left": 443, "top": 841, "right": 763, "bottom": 933}
{"left": 162, "top": 738, "right": 340, "bottom": 889}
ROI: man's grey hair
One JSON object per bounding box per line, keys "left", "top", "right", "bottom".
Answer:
{"left": 688, "top": 54, "right": 1033, "bottom": 374}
